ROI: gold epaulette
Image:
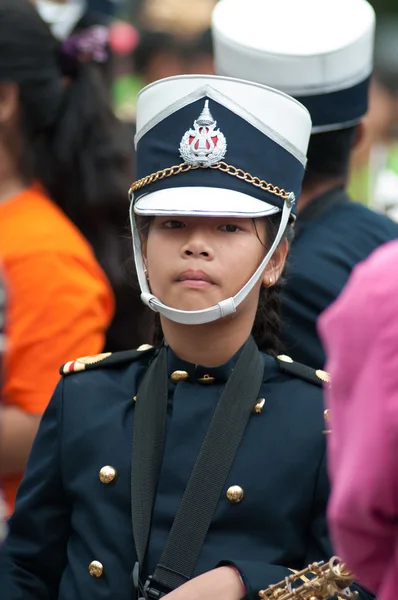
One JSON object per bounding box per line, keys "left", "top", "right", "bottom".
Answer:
{"left": 60, "top": 344, "right": 156, "bottom": 376}
{"left": 276, "top": 355, "right": 331, "bottom": 387}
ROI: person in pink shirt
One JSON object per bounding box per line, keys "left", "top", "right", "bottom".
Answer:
{"left": 318, "top": 239, "right": 398, "bottom": 600}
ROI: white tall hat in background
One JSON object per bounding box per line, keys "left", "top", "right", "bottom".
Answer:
{"left": 212, "top": 0, "right": 376, "bottom": 132}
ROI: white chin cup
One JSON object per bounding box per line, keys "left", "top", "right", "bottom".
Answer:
{"left": 130, "top": 200, "right": 292, "bottom": 325}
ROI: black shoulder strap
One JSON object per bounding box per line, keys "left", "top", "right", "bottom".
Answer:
{"left": 276, "top": 355, "right": 329, "bottom": 386}
{"left": 131, "top": 345, "right": 169, "bottom": 582}
{"left": 131, "top": 337, "right": 265, "bottom": 596}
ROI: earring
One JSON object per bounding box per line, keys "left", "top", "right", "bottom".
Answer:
{"left": 267, "top": 276, "right": 273, "bottom": 287}
{"left": 144, "top": 266, "right": 149, "bottom": 281}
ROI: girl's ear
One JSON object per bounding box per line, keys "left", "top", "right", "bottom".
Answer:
{"left": 262, "top": 238, "right": 289, "bottom": 287}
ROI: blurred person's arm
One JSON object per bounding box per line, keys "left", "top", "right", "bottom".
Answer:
{"left": 0, "top": 407, "right": 41, "bottom": 475}
{"left": 0, "top": 268, "right": 8, "bottom": 541}
{"left": 325, "top": 345, "right": 397, "bottom": 594}
{"left": 0, "top": 259, "right": 43, "bottom": 476}
{"left": 319, "top": 245, "right": 398, "bottom": 595}
{"left": 1, "top": 251, "right": 113, "bottom": 481}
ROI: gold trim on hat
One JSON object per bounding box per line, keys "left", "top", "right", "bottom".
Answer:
{"left": 129, "top": 161, "right": 293, "bottom": 204}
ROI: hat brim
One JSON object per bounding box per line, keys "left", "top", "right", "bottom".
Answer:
{"left": 133, "top": 187, "right": 280, "bottom": 218}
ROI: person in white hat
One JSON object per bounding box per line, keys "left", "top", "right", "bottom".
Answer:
{"left": 212, "top": 0, "right": 398, "bottom": 369}
{"left": 0, "top": 74, "right": 369, "bottom": 600}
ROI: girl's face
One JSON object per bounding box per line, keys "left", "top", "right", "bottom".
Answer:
{"left": 143, "top": 215, "right": 287, "bottom": 315}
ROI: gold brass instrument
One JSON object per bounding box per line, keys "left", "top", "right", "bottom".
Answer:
{"left": 259, "top": 557, "right": 358, "bottom": 600}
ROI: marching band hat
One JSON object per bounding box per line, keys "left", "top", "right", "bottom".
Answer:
{"left": 129, "top": 75, "right": 311, "bottom": 325}
{"left": 212, "top": 0, "right": 376, "bottom": 133}
{"left": 131, "top": 75, "right": 311, "bottom": 218}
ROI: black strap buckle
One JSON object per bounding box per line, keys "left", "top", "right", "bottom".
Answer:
{"left": 143, "top": 577, "right": 167, "bottom": 600}
{"left": 132, "top": 563, "right": 168, "bottom": 600}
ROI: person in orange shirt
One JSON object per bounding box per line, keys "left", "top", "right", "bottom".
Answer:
{"left": 0, "top": 268, "right": 7, "bottom": 540}
{"left": 0, "top": 0, "right": 121, "bottom": 513}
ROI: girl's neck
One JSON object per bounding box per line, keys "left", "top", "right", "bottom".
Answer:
{"left": 160, "top": 311, "right": 255, "bottom": 367}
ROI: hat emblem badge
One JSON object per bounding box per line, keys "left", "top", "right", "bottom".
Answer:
{"left": 179, "top": 99, "right": 227, "bottom": 168}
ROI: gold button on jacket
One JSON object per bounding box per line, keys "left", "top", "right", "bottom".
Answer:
{"left": 89, "top": 560, "right": 104, "bottom": 578}
{"left": 197, "top": 374, "right": 216, "bottom": 384}
{"left": 226, "top": 485, "right": 244, "bottom": 503}
{"left": 99, "top": 466, "right": 117, "bottom": 484}
{"left": 252, "top": 398, "right": 265, "bottom": 414}
{"left": 170, "top": 370, "right": 190, "bottom": 383}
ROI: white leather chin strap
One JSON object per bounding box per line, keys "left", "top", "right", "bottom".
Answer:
{"left": 130, "top": 199, "right": 293, "bottom": 325}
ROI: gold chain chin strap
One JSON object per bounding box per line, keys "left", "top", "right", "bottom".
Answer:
{"left": 129, "top": 161, "right": 291, "bottom": 202}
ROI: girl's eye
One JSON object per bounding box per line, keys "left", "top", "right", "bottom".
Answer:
{"left": 220, "top": 224, "right": 240, "bottom": 233}
{"left": 164, "top": 220, "right": 185, "bottom": 229}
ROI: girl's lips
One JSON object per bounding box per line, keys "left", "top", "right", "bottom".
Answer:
{"left": 176, "top": 269, "right": 215, "bottom": 284}
{"left": 178, "top": 279, "right": 213, "bottom": 288}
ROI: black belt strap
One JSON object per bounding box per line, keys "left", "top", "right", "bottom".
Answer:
{"left": 131, "top": 337, "right": 264, "bottom": 595}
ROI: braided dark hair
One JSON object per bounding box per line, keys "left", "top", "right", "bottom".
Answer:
{"left": 252, "top": 283, "right": 282, "bottom": 356}
{"left": 250, "top": 213, "right": 293, "bottom": 356}
{"left": 136, "top": 213, "right": 293, "bottom": 355}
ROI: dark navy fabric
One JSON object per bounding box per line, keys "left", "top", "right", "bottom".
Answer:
{"left": 0, "top": 345, "right": 333, "bottom": 600}
{"left": 297, "top": 77, "right": 371, "bottom": 129}
{"left": 135, "top": 96, "right": 304, "bottom": 213}
{"left": 280, "top": 188, "right": 398, "bottom": 368}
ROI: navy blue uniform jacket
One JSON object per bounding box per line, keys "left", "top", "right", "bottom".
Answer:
{"left": 280, "top": 188, "right": 398, "bottom": 368}
{"left": 0, "top": 345, "right": 370, "bottom": 600}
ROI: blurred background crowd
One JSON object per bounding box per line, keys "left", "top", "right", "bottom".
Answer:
{"left": 0, "top": 0, "right": 397, "bottom": 536}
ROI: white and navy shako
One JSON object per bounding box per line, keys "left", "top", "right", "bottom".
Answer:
{"left": 212, "top": 0, "right": 375, "bottom": 133}
{"left": 129, "top": 75, "right": 311, "bottom": 326}
{"left": 130, "top": 75, "right": 311, "bottom": 218}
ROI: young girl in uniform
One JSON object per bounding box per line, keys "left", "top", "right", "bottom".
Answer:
{"left": 0, "top": 75, "right": 369, "bottom": 600}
